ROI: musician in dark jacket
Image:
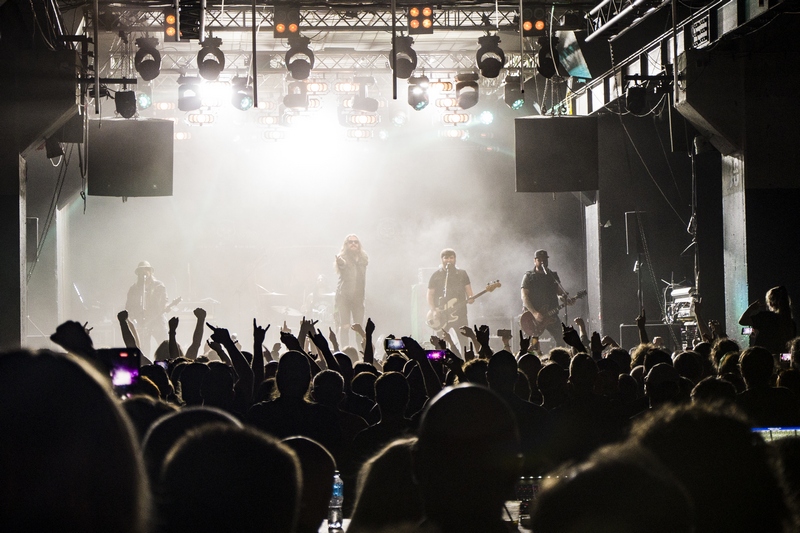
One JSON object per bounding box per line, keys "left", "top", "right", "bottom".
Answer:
{"left": 125, "top": 261, "right": 169, "bottom": 358}
{"left": 521, "top": 249, "right": 567, "bottom": 345}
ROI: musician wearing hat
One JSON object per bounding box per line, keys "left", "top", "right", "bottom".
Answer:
{"left": 520, "top": 249, "right": 568, "bottom": 344}
{"left": 125, "top": 261, "right": 169, "bottom": 357}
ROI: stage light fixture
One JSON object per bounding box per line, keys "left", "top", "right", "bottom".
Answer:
{"left": 347, "top": 129, "right": 373, "bottom": 139}
{"left": 536, "top": 37, "right": 560, "bottom": 79}
{"left": 521, "top": 4, "right": 547, "bottom": 37}
{"left": 352, "top": 76, "right": 379, "bottom": 113}
{"left": 443, "top": 113, "right": 470, "bottom": 124}
{"left": 408, "top": 5, "right": 434, "bottom": 34}
{"left": 137, "top": 91, "right": 152, "bottom": 110}
{"left": 476, "top": 35, "right": 506, "bottom": 79}
{"left": 307, "top": 80, "right": 329, "bottom": 94}
{"left": 178, "top": 76, "right": 202, "bottom": 111}
{"left": 187, "top": 112, "right": 215, "bottom": 125}
{"left": 197, "top": 37, "right": 225, "bottom": 81}
{"left": 115, "top": 90, "right": 137, "bottom": 118}
{"left": 436, "top": 97, "right": 458, "bottom": 108}
{"left": 164, "top": 8, "right": 178, "bottom": 41}
{"left": 440, "top": 129, "right": 470, "bottom": 140}
{"left": 175, "top": 132, "right": 191, "bottom": 140}
{"left": 230, "top": 77, "right": 254, "bottom": 111}
{"left": 283, "top": 81, "right": 309, "bottom": 109}
{"left": 479, "top": 110, "right": 494, "bottom": 125}
{"left": 285, "top": 35, "right": 315, "bottom": 80}
{"left": 134, "top": 37, "right": 161, "bottom": 81}
{"left": 407, "top": 75, "right": 430, "bottom": 111}
{"left": 273, "top": 5, "right": 301, "bottom": 38}
{"left": 264, "top": 130, "right": 287, "bottom": 141}
{"left": 504, "top": 75, "right": 525, "bottom": 109}
{"left": 258, "top": 115, "right": 281, "bottom": 125}
{"left": 455, "top": 72, "right": 480, "bottom": 109}
{"left": 390, "top": 36, "right": 417, "bottom": 79}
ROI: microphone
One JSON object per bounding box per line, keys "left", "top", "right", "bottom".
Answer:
{"left": 541, "top": 264, "right": 548, "bottom": 275}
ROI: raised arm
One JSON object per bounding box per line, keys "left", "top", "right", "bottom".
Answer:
{"left": 308, "top": 328, "right": 340, "bottom": 374}
{"left": 363, "top": 318, "right": 375, "bottom": 366}
{"left": 402, "top": 336, "right": 443, "bottom": 398}
{"left": 208, "top": 323, "right": 254, "bottom": 405}
{"left": 252, "top": 319, "right": 269, "bottom": 392}
{"left": 474, "top": 325, "right": 493, "bottom": 359}
{"left": 117, "top": 310, "right": 141, "bottom": 351}
{"left": 168, "top": 317, "right": 180, "bottom": 360}
{"left": 185, "top": 308, "right": 207, "bottom": 360}
{"left": 635, "top": 308, "right": 650, "bottom": 344}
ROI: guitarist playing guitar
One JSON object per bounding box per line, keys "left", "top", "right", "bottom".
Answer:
{"left": 521, "top": 249, "right": 582, "bottom": 343}
{"left": 427, "top": 249, "right": 475, "bottom": 343}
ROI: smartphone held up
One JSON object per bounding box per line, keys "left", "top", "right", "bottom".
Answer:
{"left": 98, "top": 347, "right": 142, "bottom": 397}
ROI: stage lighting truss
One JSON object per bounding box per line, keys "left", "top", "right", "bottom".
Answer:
{"left": 134, "top": 37, "right": 161, "bottom": 81}
{"left": 476, "top": 35, "right": 506, "bottom": 79}
{"left": 504, "top": 75, "right": 525, "bottom": 110}
{"left": 286, "top": 35, "right": 315, "bottom": 80}
{"left": 455, "top": 72, "right": 480, "bottom": 109}
{"left": 197, "top": 37, "right": 226, "bottom": 81}
{"left": 390, "top": 36, "right": 417, "bottom": 79}
{"left": 407, "top": 74, "right": 430, "bottom": 111}
{"left": 114, "top": 89, "right": 137, "bottom": 118}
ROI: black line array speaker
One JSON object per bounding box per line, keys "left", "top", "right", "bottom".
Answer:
{"left": 515, "top": 115, "right": 598, "bottom": 193}
{"left": 619, "top": 323, "right": 684, "bottom": 353}
{"left": 87, "top": 119, "right": 173, "bottom": 197}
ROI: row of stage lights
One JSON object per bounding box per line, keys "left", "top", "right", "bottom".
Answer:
{"left": 121, "top": 3, "right": 565, "bottom": 118}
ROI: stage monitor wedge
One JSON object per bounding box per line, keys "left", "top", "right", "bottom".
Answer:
{"left": 87, "top": 119, "right": 174, "bottom": 197}
{"left": 515, "top": 115, "right": 598, "bottom": 193}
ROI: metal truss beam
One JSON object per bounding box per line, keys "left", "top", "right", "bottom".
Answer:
{"left": 87, "top": 5, "right": 527, "bottom": 33}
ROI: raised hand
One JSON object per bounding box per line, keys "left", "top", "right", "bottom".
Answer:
{"left": 519, "top": 330, "right": 531, "bottom": 354}
{"left": 464, "top": 341, "right": 476, "bottom": 361}
{"left": 253, "top": 319, "right": 269, "bottom": 344}
{"left": 350, "top": 322, "right": 366, "bottom": 338}
{"left": 460, "top": 325, "right": 478, "bottom": 341}
{"left": 601, "top": 335, "right": 619, "bottom": 348}
{"left": 365, "top": 318, "right": 375, "bottom": 337}
{"left": 562, "top": 322, "right": 584, "bottom": 351}
{"left": 401, "top": 336, "right": 427, "bottom": 363}
{"left": 328, "top": 327, "right": 340, "bottom": 353}
{"left": 281, "top": 321, "right": 291, "bottom": 334}
{"left": 474, "top": 325, "right": 491, "bottom": 348}
{"left": 168, "top": 316, "right": 179, "bottom": 333}
{"left": 50, "top": 320, "right": 95, "bottom": 357}
{"left": 193, "top": 307, "right": 207, "bottom": 320}
{"left": 206, "top": 322, "right": 232, "bottom": 345}
{"left": 117, "top": 310, "right": 129, "bottom": 322}
{"left": 430, "top": 335, "right": 444, "bottom": 349}
{"left": 280, "top": 330, "right": 303, "bottom": 352}
{"left": 308, "top": 328, "right": 331, "bottom": 353}
{"left": 590, "top": 331, "right": 603, "bottom": 355}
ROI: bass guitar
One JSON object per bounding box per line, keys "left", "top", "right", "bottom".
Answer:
{"left": 426, "top": 280, "right": 501, "bottom": 330}
{"left": 520, "top": 289, "right": 587, "bottom": 337}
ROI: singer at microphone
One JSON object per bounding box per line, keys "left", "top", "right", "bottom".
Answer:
{"left": 426, "top": 248, "right": 475, "bottom": 343}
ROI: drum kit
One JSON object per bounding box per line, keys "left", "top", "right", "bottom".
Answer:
{"left": 257, "top": 283, "right": 336, "bottom": 325}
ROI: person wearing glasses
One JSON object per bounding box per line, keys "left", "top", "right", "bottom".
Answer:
{"left": 334, "top": 234, "right": 369, "bottom": 346}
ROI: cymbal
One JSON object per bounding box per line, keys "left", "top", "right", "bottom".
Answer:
{"left": 271, "top": 306, "right": 302, "bottom": 317}
{"left": 256, "top": 283, "right": 286, "bottom": 296}
{"left": 320, "top": 292, "right": 337, "bottom": 297}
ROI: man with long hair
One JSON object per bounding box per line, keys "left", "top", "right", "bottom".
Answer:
{"left": 335, "top": 234, "right": 368, "bottom": 346}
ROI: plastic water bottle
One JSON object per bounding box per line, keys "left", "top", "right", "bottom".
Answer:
{"left": 328, "top": 471, "right": 344, "bottom": 531}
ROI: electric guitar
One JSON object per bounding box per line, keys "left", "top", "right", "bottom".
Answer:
{"left": 426, "top": 280, "right": 501, "bottom": 330}
{"left": 520, "top": 289, "right": 587, "bottom": 337}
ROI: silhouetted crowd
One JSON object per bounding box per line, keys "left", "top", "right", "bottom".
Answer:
{"left": 3, "top": 292, "right": 800, "bottom": 533}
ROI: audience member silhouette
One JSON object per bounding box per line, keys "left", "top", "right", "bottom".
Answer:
{"left": 142, "top": 405, "right": 242, "bottom": 487}
{"left": 122, "top": 394, "right": 178, "bottom": 442}
{"left": 282, "top": 436, "right": 337, "bottom": 533}
{"left": 157, "top": 424, "right": 300, "bottom": 533}
{"left": 736, "top": 346, "right": 800, "bottom": 426}
{"left": 247, "top": 350, "right": 342, "bottom": 454}
{"left": 413, "top": 384, "right": 522, "bottom": 533}
{"left": 532, "top": 443, "right": 695, "bottom": 533}
{"left": 740, "top": 285, "right": 797, "bottom": 355}
{"left": 348, "top": 438, "right": 423, "bottom": 533}
{"left": 0, "top": 350, "right": 150, "bottom": 533}
{"left": 690, "top": 376, "right": 737, "bottom": 405}
{"left": 629, "top": 402, "right": 794, "bottom": 532}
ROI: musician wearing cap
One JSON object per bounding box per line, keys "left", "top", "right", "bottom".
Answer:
{"left": 521, "top": 249, "right": 568, "bottom": 344}
{"left": 125, "top": 261, "right": 169, "bottom": 357}
{"left": 334, "top": 234, "right": 368, "bottom": 345}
